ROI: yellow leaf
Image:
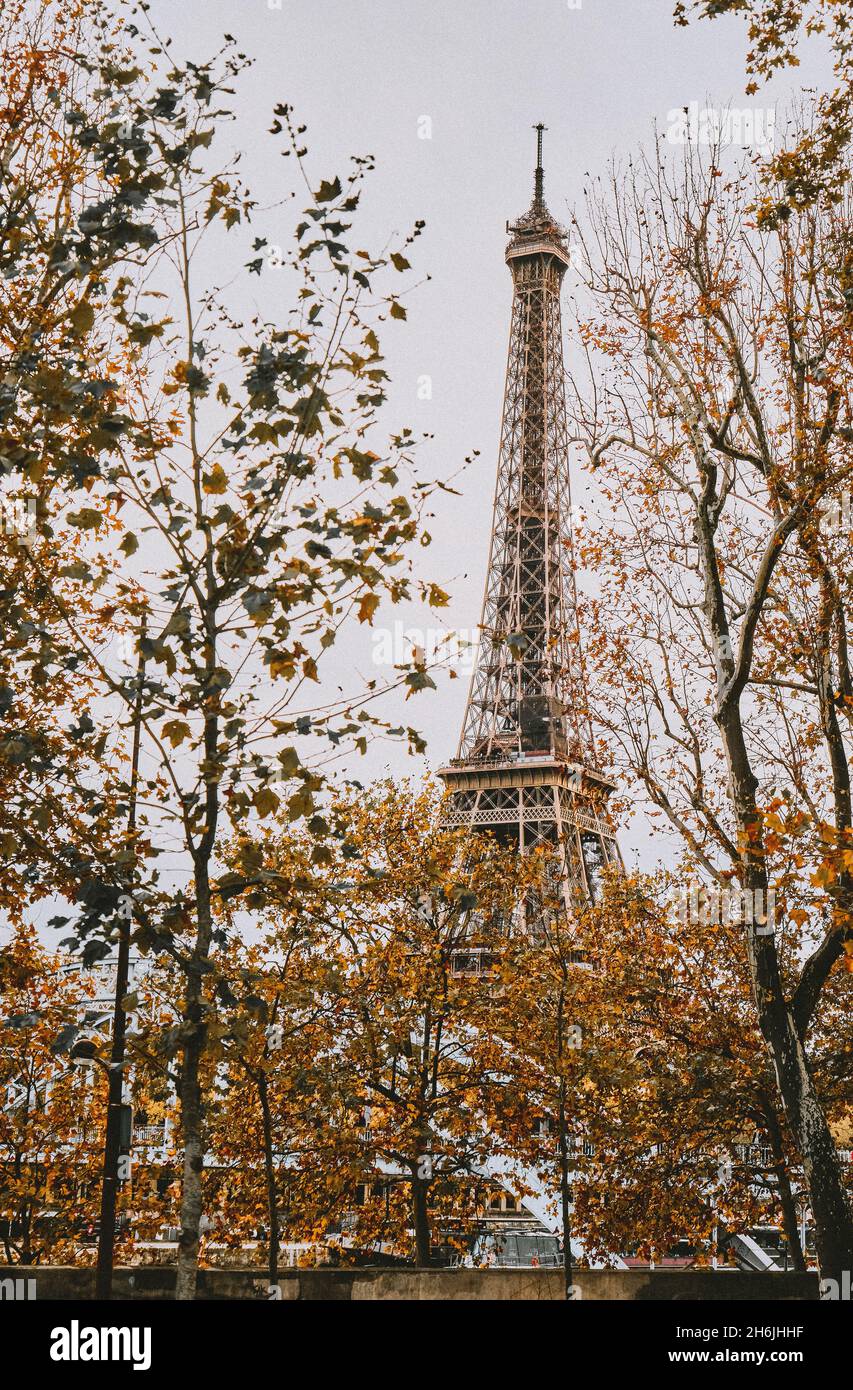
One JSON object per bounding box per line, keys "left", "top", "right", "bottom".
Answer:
{"left": 203, "top": 463, "right": 228, "bottom": 494}
{"left": 255, "top": 787, "right": 280, "bottom": 818}
{"left": 358, "top": 592, "right": 380, "bottom": 624}
{"left": 162, "top": 720, "right": 191, "bottom": 748}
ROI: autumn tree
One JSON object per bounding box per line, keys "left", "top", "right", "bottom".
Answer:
{"left": 0, "top": 926, "right": 107, "bottom": 1263}
{"left": 199, "top": 925, "right": 348, "bottom": 1287}
{"left": 227, "top": 782, "right": 535, "bottom": 1267}
{"left": 479, "top": 866, "right": 601, "bottom": 1296}
{"left": 570, "top": 872, "right": 849, "bottom": 1268}
{"left": 0, "top": 0, "right": 145, "bottom": 927}
{"left": 567, "top": 129, "right": 853, "bottom": 1277}
{"left": 675, "top": 0, "right": 853, "bottom": 215}
{"left": 0, "top": 0, "right": 455, "bottom": 1297}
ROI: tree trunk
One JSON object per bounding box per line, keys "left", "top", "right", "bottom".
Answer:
{"left": 257, "top": 1072, "right": 280, "bottom": 1291}
{"left": 175, "top": 1017, "right": 205, "bottom": 1300}
{"left": 762, "top": 1101, "right": 806, "bottom": 1271}
{"left": 412, "top": 1174, "right": 431, "bottom": 1266}
{"left": 175, "top": 866, "right": 213, "bottom": 1301}
{"left": 718, "top": 704, "right": 853, "bottom": 1279}
{"left": 20, "top": 1207, "right": 32, "bottom": 1266}
{"left": 774, "top": 1162, "right": 806, "bottom": 1273}
{"left": 760, "top": 1010, "right": 851, "bottom": 1279}
{"left": 173, "top": 189, "right": 220, "bottom": 1303}
{"left": 557, "top": 1082, "right": 575, "bottom": 1300}
{"left": 555, "top": 979, "right": 575, "bottom": 1299}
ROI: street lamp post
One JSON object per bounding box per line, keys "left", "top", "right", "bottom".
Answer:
{"left": 95, "top": 619, "right": 146, "bottom": 1299}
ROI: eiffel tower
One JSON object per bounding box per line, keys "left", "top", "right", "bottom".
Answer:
{"left": 439, "top": 126, "right": 620, "bottom": 923}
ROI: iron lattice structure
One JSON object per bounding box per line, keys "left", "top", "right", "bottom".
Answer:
{"left": 439, "top": 127, "right": 620, "bottom": 920}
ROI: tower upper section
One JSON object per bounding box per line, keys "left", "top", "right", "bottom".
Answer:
{"left": 452, "top": 124, "right": 593, "bottom": 768}
{"left": 438, "top": 126, "right": 619, "bottom": 906}
{"left": 506, "top": 123, "right": 572, "bottom": 272}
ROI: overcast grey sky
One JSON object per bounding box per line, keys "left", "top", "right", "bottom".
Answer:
{"left": 142, "top": 0, "right": 834, "bottom": 868}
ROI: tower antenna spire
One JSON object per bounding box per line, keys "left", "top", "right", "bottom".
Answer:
{"left": 534, "top": 121, "right": 547, "bottom": 206}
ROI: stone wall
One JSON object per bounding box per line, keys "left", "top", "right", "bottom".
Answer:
{"left": 0, "top": 1265, "right": 820, "bottom": 1300}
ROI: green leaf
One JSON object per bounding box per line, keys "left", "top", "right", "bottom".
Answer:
{"left": 405, "top": 670, "right": 436, "bottom": 698}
